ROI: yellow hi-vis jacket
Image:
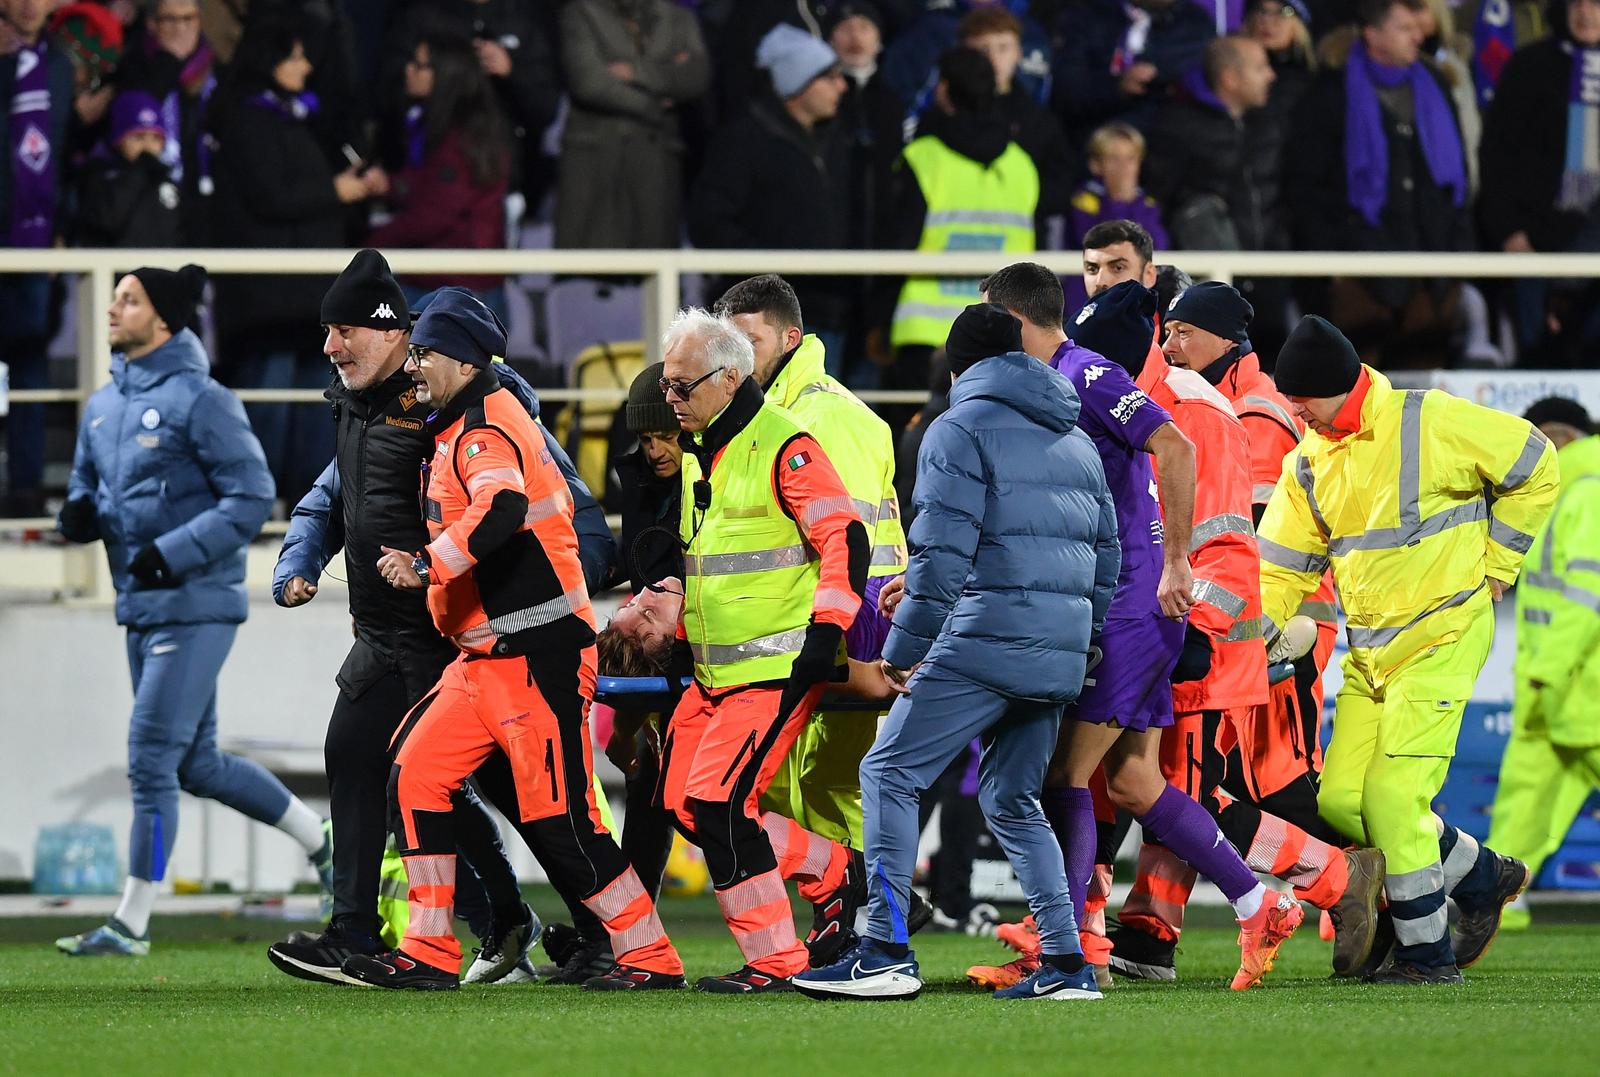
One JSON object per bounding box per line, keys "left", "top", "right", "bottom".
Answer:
{"left": 1257, "top": 368, "right": 1559, "bottom": 696}
{"left": 890, "top": 137, "right": 1038, "bottom": 350}
{"left": 761, "top": 335, "right": 906, "bottom": 846}
{"left": 1515, "top": 434, "right": 1600, "bottom": 747}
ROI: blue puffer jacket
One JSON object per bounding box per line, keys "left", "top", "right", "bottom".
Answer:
{"left": 67, "top": 329, "right": 274, "bottom": 627}
{"left": 883, "top": 352, "right": 1120, "bottom": 702}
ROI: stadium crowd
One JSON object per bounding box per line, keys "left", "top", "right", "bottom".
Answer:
{"left": 4, "top": 0, "right": 1600, "bottom": 515}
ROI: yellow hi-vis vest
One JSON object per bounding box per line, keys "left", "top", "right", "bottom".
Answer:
{"left": 681, "top": 400, "right": 819, "bottom": 689}
{"left": 769, "top": 335, "right": 907, "bottom": 577}
{"left": 890, "top": 137, "right": 1039, "bottom": 350}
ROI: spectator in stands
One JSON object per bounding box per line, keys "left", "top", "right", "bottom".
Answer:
{"left": 882, "top": 0, "right": 1052, "bottom": 123}
{"left": 876, "top": 47, "right": 1038, "bottom": 430}
{"left": 74, "top": 90, "right": 182, "bottom": 248}
{"left": 0, "top": 0, "right": 74, "bottom": 517}
{"left": 48, "top": 2, "right": 120, "bottom": 159}
{"left": 1286, "top": 0, "right": 1474, "bottom": 368}
{"left": 1480, "top": 0, "right": 1600, "bottom": 365}
{"left": 958, "top": 4, "right": 1075, "bottom": 227}
{"left": 369, "top": 31, "right": 511, "bottom": 315}
{"left": 830, "top": 2, "right": 902, "bottom": 253}
{"left": 1245, "top": 0, "right": 1316, "bottom": 132}
{"left": 689, "top": 25, "right": 854, "bottom": 372}
{"left": 1418, "top": 0, "right": 1481, "bottom": 190}
{"left": 554, "top": 0, "right": 710, "bottom": 250}
{"left": 383, "top": 1, "right": 560, "bottom": 210}
{"left": 210, "top": 16, "right": 385, "bottom": 510}
{"left": 1051, "top": 0, "right": 1215, "bottom": 146}
{"left": 117, "top": 0, "right": 219, "bottom": 246}
{"left": 1066, "top": 124, "right": 1168, "bottom": 315}
{"left": 1144, "top": 34, "right": 1294, "bottom": 357}
{"left": 1467, "top": 0, "right": 1551, "bottom": 108}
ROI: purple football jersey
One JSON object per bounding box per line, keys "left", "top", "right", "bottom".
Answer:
{"left": 1049, "top": 340, "right": 1171, "bottom": 619}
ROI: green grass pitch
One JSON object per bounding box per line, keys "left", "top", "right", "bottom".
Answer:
{"left": 3, "top": 892, "right": 1597, "bottom": 1077}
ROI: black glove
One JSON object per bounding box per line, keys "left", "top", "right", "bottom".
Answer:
{"left": 57, "top": 496, "right": 99, "bottom": 544}
{"left": 1169, "top": 624, "right": 1214, "bottom": 683}
{"left": 789, "top": 621, "right": 846, "bottom": 690}
{"left": 127, "top": 544, "right": 177, "bottom": 589}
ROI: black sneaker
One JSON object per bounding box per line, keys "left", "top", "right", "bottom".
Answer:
{"left": 1452, "top": 852, "right": 1530, "bottom": 969}
{"left": 1106, "top": 921, "right": 1177, "bottom": 981}
{"left": 1365, "top": 960, "right": 1464, "bottom": 985}
{"left": 1350, "top": 908, "right": 1396, "bottom": 980}
{"left": 545, "top": 938, "right": 615, "bottom": 985}
{"left": 583, "top": 964, "right": 688, "bottom": 991}
{"left": 267, "top": 925, "right": 383, "bottom": 986}
{"left": 807, "top": 849, "right": 867, "bottom": 968}
{"left": 341, "top": 950, "right": 460, "bottom": 990}
{"left": 541, "top": 922, "right": 584, "bottom": 966}
{"left": 695, "top": 965, "right": 796, "bottom": 994}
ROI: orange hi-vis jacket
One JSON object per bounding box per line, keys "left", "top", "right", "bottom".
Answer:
{"left": 1213, "top": 350, "right": 1333, "bottom": 786}
{"left": 419, "top": 374, "right": 596, "bottom": 658}
{"left": 1137, "top": 345, "right": 1267, "bottom": 711}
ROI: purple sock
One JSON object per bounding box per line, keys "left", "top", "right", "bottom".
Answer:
{"left": 1136, "top": 785, "right": 1258, "bottom": 902}
{"left": 1042, "top": 787, "right": 1097, "bottom": 932}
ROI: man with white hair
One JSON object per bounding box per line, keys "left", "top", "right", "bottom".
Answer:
{"left": 656, "top": 308, "right": 871, "bottom": 994}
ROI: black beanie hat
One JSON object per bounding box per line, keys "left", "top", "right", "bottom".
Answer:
{"left": 1165, "top": 280, "right": 1254, "bottom": 344}
{"left": 1523, "top": 395, "right": 1594, "bottom": 434}
{"left": 945, "top": 303, "right": 1023, "bottom": 376}
{"left": 1069, "top": 280, "right": 1157, "bottom": 375}
{"left": 627, "top": 362, "right": 678, "bottom": 434}
{"left": 320, "top": 248, "right": 410, "bottom": 330}
{"left": 410, "top": 287, "right": 507, "bottom": 368}
{"left": 1274, "top": 315, "right": 1362, "bottom": 398}
{"left": 130, "top": 264, "right": 207, "bottom": 333}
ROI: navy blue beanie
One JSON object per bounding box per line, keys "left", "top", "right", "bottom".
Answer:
{"left": 1166, "top": 280, "right": 1254, "bottom": 344}
{"left": 1069, "top": 280, "right": 1157, "bottom": 375}
{"left": 410, "top": 287, "right": 507, "bottom": 367}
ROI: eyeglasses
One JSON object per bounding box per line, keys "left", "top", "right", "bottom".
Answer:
{"left": 405, "top": 343, "right": 433, "bottom": 367}
{"left": 659, "top": 366, "right": 726, "bottom": 400}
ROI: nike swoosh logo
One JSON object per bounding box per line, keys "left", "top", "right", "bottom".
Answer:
{"left": 1033, "top": 979, "right": 1058, "bottom": 995}
{"left": 151, "top": 644, "right": 178, "bottom": 655}
{"left": 852, "top": 960, "right": 912, "bottom": 978}
{"left": 91, "top": 415, "right": 107, "bottom": 428}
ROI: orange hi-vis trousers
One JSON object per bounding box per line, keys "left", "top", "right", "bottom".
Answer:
{"left": 661, "top": 680, "right": 850, "bottom": 977}
{"left": 390, "top": 651, "right": 680, "bottom": 976}
{"left": 1119, "top": 709, "right": 1349, "bottom": 942}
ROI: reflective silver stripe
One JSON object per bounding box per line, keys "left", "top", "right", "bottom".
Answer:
{"left": 684, "top": 545, "right": 815, "bottom": 576}
{"left": 1326, "top": 498, "right": 1488, "bottom": 557}
{"left": 1523, "top": 608, "right": 1552, "bottom": 625}
{"left": 1191, "top": 512, "right": 1254, "bottom": 551}
{"left": 1392, "top": 904, "right": 1449, "bottom": 946}
{"left": 870, "top": 543, "right": 907, "bottom": 566}
{"left": 896, "top": 300, "right": 968, "bottom": 321}
{"left": 1192, "top": 578, "right": 1248, "bottom": 618}
{"left": 801, "top": 495, "right": 859, "bottom": 528}
{"left": 1295, "top": 599, "right": 1339, "bottom": 622}
{"left": 814, "top": 587, "right": 861, "bottom": 616}
{"left": 1345, "top": 584, "right": 1483, "bottom": 649}
{"left": 586, "top": 869, "right": 646, "bottom": 920}
{"left": 1261, "top": 614, "right": 1281, "bottom": 644}
{"left": 1294, "top": 455, "right": 1329, "bottom": 537}
{"left": 1525, "top": 572, "right": 1600, "bottom": 615}
{"left": 879, "top": 497, "right": 901, "bottom": 521}
{"left": 1538, "top": 475, "right": 1600, "bottom": 575}
{"left": 1497, "top": 429, "right": 1549, "bottom": 492}
{"left": 488, "top": 586, "right": 588, "bottom": 636}
{"left": 853, "top": 499, "right": 880, "bottom": 525}
{"left": 691, "top": 627, "right": 808, "bottom": 666}
{"left": 1488, "top": 515, "right": 1536, "bottom": 554}
{"left": 1253, "top": 482, "right": 1279, "bottom": 504}
{"left": 1398, "top": 390, "right": 1426, "bottom": 533}
{"left": 1572, "top": 559, "right": 1600, "bottom": 574}
{"left": 1221, "top": 616, "right": 1263, "bottom": 642}
{"left": 1240, "top": 395, "right": 1302, "bottom": 441}
{"left": 432, "top": 533, "right": 471, "bottom": 574}
{"left": 925, "top": 209, "right": 1034, "bottom": 229}
{"left": 1258, "top": 537, "right": 1329, "bottom": 575}
{"left": 524, "top": 489, "right": 570, "bottom": 526}
{"left": 1387, "top": 862, "right": 1445, "bottom": 901}
{"left": 467, "top": 466, "right": 523, "bottom": 497}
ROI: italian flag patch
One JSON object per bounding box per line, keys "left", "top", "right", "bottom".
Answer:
{"left": 786, "top": 450, "right": 811, "bottom": 471}
{"left": 465, "top": 441, "right": 485, "bottom": 458}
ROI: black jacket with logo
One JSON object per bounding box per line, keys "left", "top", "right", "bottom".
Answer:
{"left": 329, "top": 369, "right": 456, "bottom": 698}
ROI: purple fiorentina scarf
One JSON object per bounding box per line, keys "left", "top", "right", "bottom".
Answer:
{"left": 1344, "top": 39, "right": 1466, "bottom": 228}
{"left": 1559, "top": 43, "right": 1600, "bottom": 212}
{"left": 7, "top": 41, "right": 56, "bottom": 248}
{"left": 404, "top": 102, "right": 426, "bottom": 169}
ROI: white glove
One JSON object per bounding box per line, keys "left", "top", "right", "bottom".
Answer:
{"left": 1266, "top": 614, "right": 1318, "bottom": 664}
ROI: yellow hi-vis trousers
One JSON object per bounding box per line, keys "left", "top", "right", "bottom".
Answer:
{"left": 1487, "top": 682, "right": 1600, "bottom": 882}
